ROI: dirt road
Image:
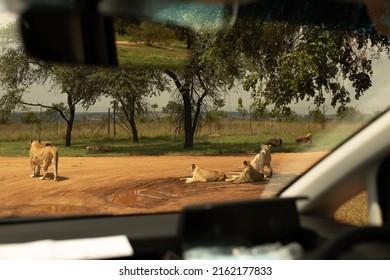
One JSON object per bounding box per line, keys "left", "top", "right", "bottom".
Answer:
{"left": 0, "top": 152, "right": 327, "bottom": 217}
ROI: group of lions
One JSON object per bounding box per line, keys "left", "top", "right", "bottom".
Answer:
{"left": 28, "top": 139, "right": 271, "bottom": 184}
{"left": 29, "top": 134, "right": 309, "bottom": 184}
{"left": 180, "top": 144, "right": 273, "bottom": 184}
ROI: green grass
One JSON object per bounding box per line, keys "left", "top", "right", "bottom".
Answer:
{"left": 0, "top": 119, "right": 365, "bottom": 157}
{"left": 0, "top": 134, "right": 329, "bottom": 157}
{"left": 0, "top": 136, "right": 295, "bottom": 157}
{"left": 116, "top": 41, "right": 190, "bottom": 69}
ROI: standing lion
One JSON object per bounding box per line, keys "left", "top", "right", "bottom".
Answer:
{"left": 29, "top": 140, "right": 59, "bottom": 181}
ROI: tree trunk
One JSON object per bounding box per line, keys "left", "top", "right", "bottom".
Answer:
{"left": 164, "top": 69, "right": 195, "bottom": 149}
{"left": 129, "top": 109, "right": 139, "bottom": 143}
{"left": 187, "top": 31, "right": 193, "bottom": 49}
{"left": 65, "top": 105, "right": 75, "bottom": 147}
{"left": 192, "top": 74, "right": 208, "bottom": 146}
{"left": 120, "top": 100, "right": 139, "bottom": 144}
{"left": 182, "top": 89, "right": 194, "bottom": 149}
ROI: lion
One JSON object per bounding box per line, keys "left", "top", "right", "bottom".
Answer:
{"left": 250, "top": 144, "right": 273, "bottom": 177}
{"left": 296, "top": 133, "right": 312, "bottom": 144}
{"left": 226, "top": 160, "right": 265, "bottom": 184}
{"left": 264, "top": 136, "right": 283, "bottom": 147}
{"left": 179, "top": 164, "right": 227, "bottom": 183}
{"left": 29, "top": 140, "right": 59, "bottom": 181}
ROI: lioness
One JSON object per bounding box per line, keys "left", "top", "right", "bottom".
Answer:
{"left": 179, "top": 164, "right": 227, "bottom": 183}
{"left": 296, "top": 133, "right": 312, "bottom": 144}
{"left": 226, "top": 160, "right": 265, "bottom": 184}
{"left": 29, "top": 140, "right": 59, "bottom": 181}
{"left": 264, "top": 136, "right": 283, "bottom": 147}
{"left": 250, "top": 144, "right": 273, "bottom": 177}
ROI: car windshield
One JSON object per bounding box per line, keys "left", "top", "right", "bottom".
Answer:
{"left": 0, "top": 0, "right": 389, "bottom": 225}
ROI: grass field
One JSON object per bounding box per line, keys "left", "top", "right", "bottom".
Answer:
{"left": 0, "top": 119, "right": 365, "bottom": 157}
{"left": 334, "top": 192, "right": 368, "bottom": 226}
{"left": 116, "top": 40, "right": 190, "bottom": 69}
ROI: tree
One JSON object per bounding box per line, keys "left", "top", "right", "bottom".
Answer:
{"left": 337, "top": 106, "right": 364, "bottom": 122}
{"left": 50, "top": 65, "right": 104, "bottom": 146}
{"left": 164, "top": 31, "right": 241, "bottom": 148}
{"left": 204, "top": 109, "right": 227, "bottom": 133}
{"left": 116, "top": 20, "right": 178, "bottom": 46}
{"left": 20, "top": 111, "right": 41, "bottom": 125}
{"left": 231, "top": 17, "right": 390, "bottom": 116}
{"left": 272, "top": 108, "right": 298, "bottom": 122}
{"left": 149, "top": 103, "right": 159, "bottom": 120}
{"left": 0, "top": 21, "right": 47, "bottom": 123}
{"left": 134, "top": 22, "right": 175, "bottom": 46}
{"left": 0, "top": 22, "right": 103, "bottom": 146}
{"left": 95, "top": 68, "right": 166, "bottom": 143}
{"left": 11, "top": 65, "right": 104, "bottom": 146}
{"left": 151, "top": 103, "right": 158, "bottom": 111}
{"left": 249, "top": 100, "right": 270, "bottom": 121}
{"left": 162, "top": 100, "right": 185, "bottom": 134}
{"left": 0, "top": 88, "right": 23, "bottom": 124}
{"left": 43, "top": 102, "right": 67, "bottom": 123}
{"left": 237, "top": 97, "right": 248, "bottom": 120}
{"left": 310, "top": 107, "right": 327, "bottom": 129}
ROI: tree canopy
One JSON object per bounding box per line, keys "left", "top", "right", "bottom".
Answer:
{"left": 228, "top": 18, "right": 390, "bottom": 116}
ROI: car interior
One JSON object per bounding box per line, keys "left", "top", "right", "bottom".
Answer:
{"left": 0, "top": 0, "right": 390, "bottom": 260}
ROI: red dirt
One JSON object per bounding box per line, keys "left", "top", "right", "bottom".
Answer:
{"left": 0, "top": 152, "right": 327, "bottom": 217}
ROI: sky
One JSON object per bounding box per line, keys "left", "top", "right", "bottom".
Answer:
{"left": 0, "top": 9, "right": 389, "bottom": 115}
{"left": 20, "top": 58, "right": 390, "bottom": 115}
{"left": 20, "top": 68, "right": 389, "bottom": 115}
{"left": 0, "top": 6, "right": 14, "bottom": 28}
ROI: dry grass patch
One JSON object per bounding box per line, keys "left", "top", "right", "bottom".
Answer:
{"left": 334, "top": 192, "right": 368, "bottom": 226}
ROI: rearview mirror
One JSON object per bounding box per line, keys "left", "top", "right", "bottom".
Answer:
{"left": 20, "top": 10, "right": 118, "bottom": 65}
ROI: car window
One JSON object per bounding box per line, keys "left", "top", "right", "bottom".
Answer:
{"left": 0, "top": 1, "right": 389, "bottom": 222}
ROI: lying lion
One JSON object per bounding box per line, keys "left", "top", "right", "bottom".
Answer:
{"left": 180, "top": 164, "right": 227, "bottom": 183}
{"left": 296, "top": 133, "right": 312, "bottom": 144}
{"left": 226, "top": 160, "right": 265, "bottom": 184}
{"left": 29, "top": 140, "right": 59, "bottom": 181}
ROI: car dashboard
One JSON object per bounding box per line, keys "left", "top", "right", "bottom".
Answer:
{"left": 0, "top": 200, "right": 367, "bottom": 260}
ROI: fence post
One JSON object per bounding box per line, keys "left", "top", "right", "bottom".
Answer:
{"left": 113, "top": 102, "right": 116, "bottom": 137}
{"left": 108, "top": 108, "right": 111, "bottom": 135}
{"left": 39, "top": 106, "right": 42, "bottom": 139}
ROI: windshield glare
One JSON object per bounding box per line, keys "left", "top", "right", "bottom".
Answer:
{"left": 0, "top": 1, "right": 389, "bottom": 224}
